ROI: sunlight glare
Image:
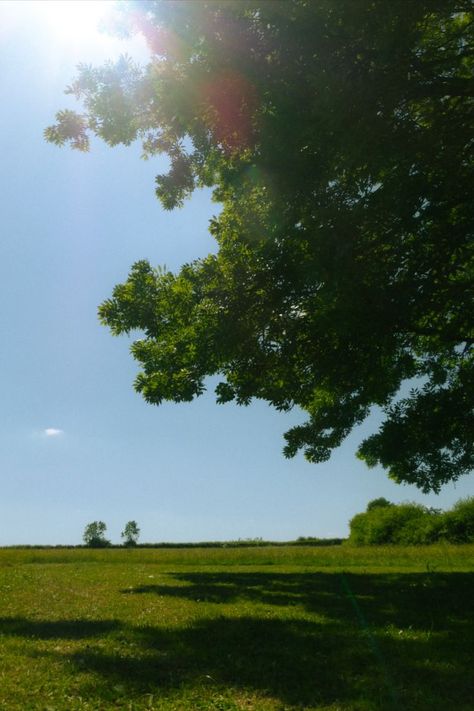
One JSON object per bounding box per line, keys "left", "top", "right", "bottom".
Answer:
{"left": 38, "top": 1, "right": 112, "bottom": 46}
{"left": 0, "top": 0, "right": 150, "bottom": 65}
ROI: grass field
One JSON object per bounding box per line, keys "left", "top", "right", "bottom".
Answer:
{"left": 0, "top": 545, "right": 473, "bottom": 710}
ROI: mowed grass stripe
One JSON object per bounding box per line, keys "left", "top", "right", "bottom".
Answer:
{"left": 1, "top": 543, "right": 473, "bottom": 570}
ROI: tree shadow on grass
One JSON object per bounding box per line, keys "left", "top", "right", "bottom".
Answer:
{"left": 51, "top": 616, "right": 391, "bottom": 708}
{"left": 123, "top": 570, "right": 474, "bottom": 631}
{"left": 119, "top": 570, "right": 474, "bottom": 708}
{"left": 0, "top": 617, "right": 120, "bottom": 639}
{"left": 3, "top": 572, "right": 473, "bottom": 709}
{"left": 123, "top": 571, "right": 344, "bottom": 609}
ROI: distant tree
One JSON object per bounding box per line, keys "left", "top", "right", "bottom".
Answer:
{"left": 83, "top": 521, "right": 110, "bottom": 548}
{"left": 439, "top": 497, "right": 474, "bottom": 543}
{"left": 366, "top": 498, "right": 393, "bottom": 512}
{"left": 46, "top": 1, "right": 474, "bottom": 492}
{"left": 121, "top": 520, "right": 140, "bottom": 546}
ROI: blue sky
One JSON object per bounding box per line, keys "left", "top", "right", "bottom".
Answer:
{"left": 0, "top": 2, "right": 472, "bottom": 545}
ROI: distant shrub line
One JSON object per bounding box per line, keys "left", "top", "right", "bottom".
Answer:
{"left": 348, "top": 497, "right": 474, "bottom": 545}
{"left": 135, "top": 538, "right": 345, "bottom": 548}
{"left": 0, "top": 538, "right": 344, "bottom": 550}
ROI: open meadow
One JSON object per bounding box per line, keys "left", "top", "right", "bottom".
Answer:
{"left": 0, "top": 545, "right": 473, "bottom": 710}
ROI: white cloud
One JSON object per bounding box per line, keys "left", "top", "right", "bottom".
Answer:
{"left": 44, "top": 428, "right": 64, "bottom": 437}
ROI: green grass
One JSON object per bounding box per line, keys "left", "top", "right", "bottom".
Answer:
{"left": 0, "top": 545, "right": 473, "bottom": 710}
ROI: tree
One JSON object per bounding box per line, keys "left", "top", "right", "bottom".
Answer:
{"left": 83, "top": 521, "right": 110, "bottom": 547}
{"left": 121, "top": 520, "right": 140, "bottom": 546}
{"left": 46, "top": 1, "right": 473, "bottom": 492}
{"left": 366, "top": 498, "right": 393, "bottom": 512}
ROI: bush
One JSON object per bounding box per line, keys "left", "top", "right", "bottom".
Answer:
{"left": 437, "top": 497, "right": 474, "bottom": 543}
{"left": 349, "top": 502, "right": 440, "bottom": 545}
{"left": 346, "top": 512, "right": 371, "bottom": 545}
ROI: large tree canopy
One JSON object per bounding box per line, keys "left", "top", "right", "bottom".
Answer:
{"left": 46, "top": 0, "right": 474, "bottom": 492}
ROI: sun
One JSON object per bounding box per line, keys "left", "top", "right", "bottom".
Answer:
{"left": 36, "top": 0, "right": 113, "bottom": 46}
{"left": 0, "top": 1, "right": 148, "bottom": 64}
{"left": 0, "top": 0, "right": 149, "bottom": 64}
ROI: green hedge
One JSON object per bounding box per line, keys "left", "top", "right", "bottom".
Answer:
{"left": 348, "top": 497, "right": 474, "bottom": 545}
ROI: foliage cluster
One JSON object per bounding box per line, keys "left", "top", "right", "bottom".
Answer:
{"left": 46, "top": 0, "right": 474, "bottom": 493}
{"left": 349, "top": 496, "right": 474, "bottom": 545}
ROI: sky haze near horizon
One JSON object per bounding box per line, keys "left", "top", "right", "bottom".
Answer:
{"left": 0, "top": 2, "right": 472, "bottom": 545}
